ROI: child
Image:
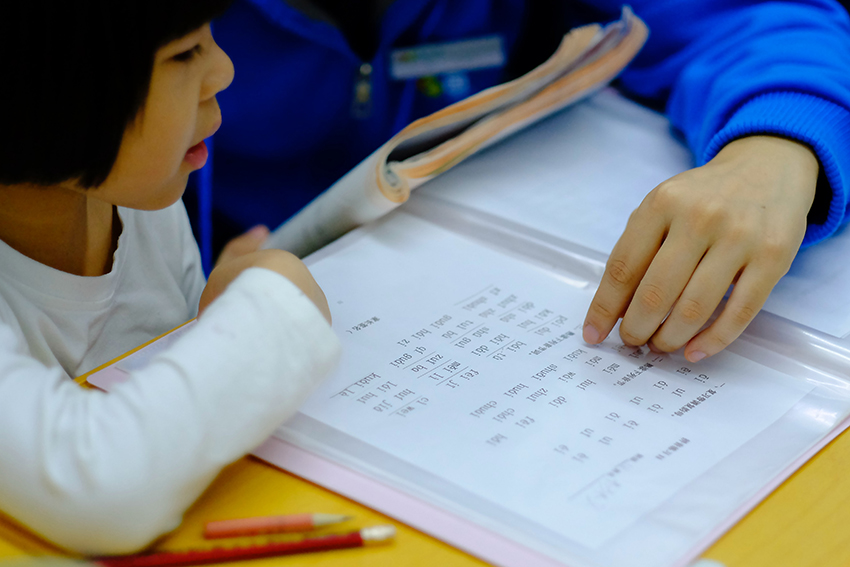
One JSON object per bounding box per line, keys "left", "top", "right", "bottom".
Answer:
{"left": 0, "top": 0, "right": 340, "bottom": 555}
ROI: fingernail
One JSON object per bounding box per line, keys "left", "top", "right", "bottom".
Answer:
{"left": 648, "top": 342, "right": 662, "bottom": 354}
{"left": 583, "top": 323, "right": 600, "bottom": 344}
{"left": 689, "top": 351, "right": 707, "bottom": 362}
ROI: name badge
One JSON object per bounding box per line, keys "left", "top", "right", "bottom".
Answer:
{"left": 390, "top": 35, "right": 505, "bottom": 80}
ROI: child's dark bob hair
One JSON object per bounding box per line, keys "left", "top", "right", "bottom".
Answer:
{"left": 0, "top": 0, "right": 233, "bottom": 188}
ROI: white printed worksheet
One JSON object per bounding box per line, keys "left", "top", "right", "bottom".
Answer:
{"left": 277, "top": 211, "right": 831, "bottom": 567}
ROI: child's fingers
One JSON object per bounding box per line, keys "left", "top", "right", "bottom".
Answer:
{"left": 201, "top": 248, "right": 331, "bottom": 322}
{"left": 216, "top": 225, "right": 269, "bottom": 267}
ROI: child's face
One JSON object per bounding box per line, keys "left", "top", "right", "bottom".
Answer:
{"left": 82, "top": 24, "right": 234, "bottom": 210}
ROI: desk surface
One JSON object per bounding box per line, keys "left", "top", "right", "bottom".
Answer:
{"left": 2, "top": 423, "right": 850, "bottom": 567}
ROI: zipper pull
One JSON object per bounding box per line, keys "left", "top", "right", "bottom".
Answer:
{"left": 351, "top": 63, "right": 373, "bottom": 119}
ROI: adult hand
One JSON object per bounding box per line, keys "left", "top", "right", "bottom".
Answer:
{"left": 583, "top": 135, "right": 819, "bottom": 362}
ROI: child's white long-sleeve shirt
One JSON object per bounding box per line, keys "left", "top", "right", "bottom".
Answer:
{"left": 0, "top": 203, "right": 340, "bottom": 554}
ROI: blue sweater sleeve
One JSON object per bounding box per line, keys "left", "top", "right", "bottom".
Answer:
{"left": 582, "top": 0, "right": 850, "bottom": 246}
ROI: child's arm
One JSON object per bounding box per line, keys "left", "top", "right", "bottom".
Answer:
{"left": 200, "top": 249, "right": 332, "bottom": 322}
{"left": 0, "top": 268, "right": 339, "bottom": 555}
{"left": 194, "top": 224, "right": 331, "bottom": 322}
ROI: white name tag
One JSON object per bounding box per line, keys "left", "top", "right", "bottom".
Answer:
{"left": 390, "top": 35, "right": 505, "bottom": 80}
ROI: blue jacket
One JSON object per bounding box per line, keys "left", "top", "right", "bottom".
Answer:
{"left": 206, "top": 0, "right": 850, "bottom": 260}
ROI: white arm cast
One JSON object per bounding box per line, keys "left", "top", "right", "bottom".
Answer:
{"left": 0, "top": 268, "right": 340, "bottom": 555}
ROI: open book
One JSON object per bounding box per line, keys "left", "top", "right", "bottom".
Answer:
{"left": 264, "top": 7, "right": 648, "bottom": 257}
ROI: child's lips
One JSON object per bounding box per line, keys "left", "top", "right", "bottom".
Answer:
{"left": 184, "top": 118, "right": 221, "bottom": 169}
{"left": 184, "top": 140, "right": 209, "bottom": 169}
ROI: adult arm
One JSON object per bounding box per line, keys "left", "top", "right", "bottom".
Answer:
{"left": 0, "top": 268, "right": 340, "bottom": 555}
{"left": 581, "top": 0, "right": 850, "bottom": 359}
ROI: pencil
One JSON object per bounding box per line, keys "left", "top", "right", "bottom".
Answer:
{"left": 203, "top": 513, "right": 352, "bottom": 539}
{"left": 93, "top": 525, "right": 396, "bottom": 567}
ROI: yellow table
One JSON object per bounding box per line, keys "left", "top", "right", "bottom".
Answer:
{"left": 2, "top": 423, "right": 850, "bottom": 567}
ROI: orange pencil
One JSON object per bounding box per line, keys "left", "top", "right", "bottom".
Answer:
{"left": 204, "top": 513, "right": 352, "bottom": 539}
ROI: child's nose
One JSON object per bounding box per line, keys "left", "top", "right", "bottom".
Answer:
{"left": 202, "top": 40, "right": 235, "bottom": 101}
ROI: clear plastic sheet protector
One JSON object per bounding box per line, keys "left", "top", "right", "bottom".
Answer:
{"left": 261, "top": 201, "right": 850, "bottom": 567}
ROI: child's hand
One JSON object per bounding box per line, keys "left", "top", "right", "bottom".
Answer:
{"left": 199, "top": 248, "right": 332, "bottom": 323}
{"left": 215, "top": 225, "right": 270, "bottom": 266}
{"left": 583, "top": 135, "right": 819, "bottom": 362}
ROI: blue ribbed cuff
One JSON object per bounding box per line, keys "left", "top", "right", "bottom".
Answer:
{"left": 703, "top": 92, "right": 850, "bottom": 246}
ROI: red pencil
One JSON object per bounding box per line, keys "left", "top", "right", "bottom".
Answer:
{"left": 93, "top": 525, "right": 396, "bottom": 567}
{"left": 204, "top": 513, "right": 352, "bottom": 539}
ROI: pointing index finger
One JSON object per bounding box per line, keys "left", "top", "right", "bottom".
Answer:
{"left": 584, "top": 211, "right": 666, "bottom": 345}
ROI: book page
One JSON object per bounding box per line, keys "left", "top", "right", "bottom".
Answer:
{"left": 283, "top": 211, "right": 821, "bottom": 565}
